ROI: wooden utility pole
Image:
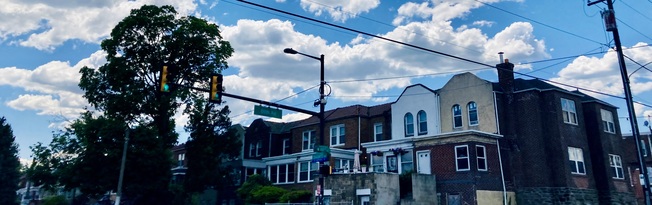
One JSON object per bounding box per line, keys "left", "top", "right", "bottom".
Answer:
{"left": 588, "top": 1, "right": 650, "bottom": 204}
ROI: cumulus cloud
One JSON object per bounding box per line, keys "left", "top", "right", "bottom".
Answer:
{"left": 0, "top": 0, "right": 197, "bottom": 50}
{"left": 551, "top": 42, "right": 652, "bottom": 98}
{"left": 298, "top": 0, "right": 380, "bottom": 22}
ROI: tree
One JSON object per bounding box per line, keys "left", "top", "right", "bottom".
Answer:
{"left": 237, "top": 174, "right": 272, "bottom": 203}
{"left": 74, "top": 4, "right": 233, "bottom": 202}
{"left": 0, "top": 117, "right": 20, "bottom": 205}
{"left": 183, "top": 100, "right": 241, "bottom": 194}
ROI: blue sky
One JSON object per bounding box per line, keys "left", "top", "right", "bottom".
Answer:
{"left": 1, "top": 0, "right": 652, "bottom": 161}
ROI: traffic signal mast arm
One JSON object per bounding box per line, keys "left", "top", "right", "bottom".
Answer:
{"left": 178, "top": 84, "right": 319, "bottom": 116}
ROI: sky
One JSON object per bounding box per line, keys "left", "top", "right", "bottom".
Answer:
{"left": 1, "top": 0, "right": 652, "bottom": 161}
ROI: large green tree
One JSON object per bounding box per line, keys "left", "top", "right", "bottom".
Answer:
{"left": 28, "top": 4, "right": 234, "bottom": 203}
{"left": 0, "top": 117, "right": 20, "bottom": 205}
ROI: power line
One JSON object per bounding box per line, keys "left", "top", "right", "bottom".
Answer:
{"left": 235, "top": 0, "right": 652, "bottom": 109}
{"left": 474, "top": 0, "right": 607, "bottom": 46}
{"left": 618, "top": 0, "right": 652, "bottom": 23}
{"left": 616, "top": 18, "right": 652, "bottom": 42}
{"left": 329, "top": 67, "right": 490, "bottom": 83}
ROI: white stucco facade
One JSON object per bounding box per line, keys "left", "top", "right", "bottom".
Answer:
{"left": 390, "top": 84, "right": 441, "bottom": 140}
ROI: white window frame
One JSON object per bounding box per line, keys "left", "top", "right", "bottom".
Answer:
{"left": 476, "top": 145, "right": 487, "bottom": 171}
{"left": 302, "top": 130, "right": 316, "bottom": 151}
{"left": 568, "top": 147, "right": 586, "bottom": 175}
{"left": 417, "top": 110, "right": 427, "bottom": 135}
{"left": 269, "top": 163, "right": 295, "bottom": 184}
{"left": 455, "top": 145, "right": 470, "bottom": 171}
{"left": 601, "top": 109, "right": 616, "bottom": 133}
{"left": 561, "top": 98, "right": 578, "bottom": 125}
{"left": 283, "top": 138, "right": 290, "bottom": 155}
{"left": 374, "top": 123, "right": 383, "bottom": 142}
{"left": 609, "top": 154, "right": 624, "bottom": 179}
{"left": 371, "top": 155, "right": 384, "bottom": 173}
{"left": 468, "top": 102, "right": 478, "bottom": 126}
{"left": 330, "top": 124, "right": 345, "bottom": 146}
{"left": 400, "top": 150, "right": 414, "bottom": 173}
{"left": 335, "top": 158, "right": 353, "bottom": 171}
{"left": 453, "top": 105, "right": 463, "bottom": 128}
{"left": 405, "top": 113, "right": 414, "bottom": 137}
{"left": 255, "top": 141, "right": 262, "bottom": 157}
{"left": 298, "top": 161, "right": 318, "bottom": 182}
{"left": 249, "top": 143, "right": 255, "bottom": 157}
{"left": 642, "top": 140, "right": 648, "bottom": 157}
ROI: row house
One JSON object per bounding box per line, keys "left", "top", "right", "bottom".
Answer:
{"left": 622, "top": 130, "right": 652, "bottom": 203}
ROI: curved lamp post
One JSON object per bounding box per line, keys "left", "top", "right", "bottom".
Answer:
{"left": 284, "top": 48, "right": 326, "bottom": 205}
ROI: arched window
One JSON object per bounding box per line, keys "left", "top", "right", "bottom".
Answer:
{"left": 404, "top": 113, "right": 414, "bottom": 137}
{"left": 468, "top": 102, "right": 478, "bottom": 126}
{"left": 417, "top": 110, "right": 427, "bottom": 135}
{"left": 453, "top": 105, "right": 462, "bottom": 128}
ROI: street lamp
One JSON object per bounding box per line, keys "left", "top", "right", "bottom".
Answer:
{"left": 284, "top": 48, "right": 326, "bottom": 205}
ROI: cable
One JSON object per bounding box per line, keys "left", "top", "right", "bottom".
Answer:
{"left": 616, "top": 18, "right": 652, "bottom": 42}
{"left": 474, "top": 0, "right": 607, "bottom": 46}
{"left": 228, "top": 84, "right": 319, "bottom": 118}
{"left": 236, "top": 0, "right": 652, "bottom": 109}
{"left": 618, "top": 0, "right": 652, "bottom": 23}
{"left": 623, "top": 54, "right": 652, "bottom": 77}
{"left": 329, "top": 67, "right": 490, "bottom": 83}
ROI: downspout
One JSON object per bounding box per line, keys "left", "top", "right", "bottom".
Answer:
{"left": 494, "top": 92, "right": 507, "bottom": 205}
{"left": 358, "top": 110, "right": 361, "bottom": 151}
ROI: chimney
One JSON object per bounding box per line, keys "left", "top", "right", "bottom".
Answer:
{"left": 496, "top": 53, "right": 515, "bottom": 93}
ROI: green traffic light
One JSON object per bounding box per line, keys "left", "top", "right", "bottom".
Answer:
{"left": 163, "top": 84, "right": 169, "bottom": 92}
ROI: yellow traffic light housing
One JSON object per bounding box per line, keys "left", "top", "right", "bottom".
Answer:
{"left": 210, "top": 74, "right": 223, "bottom": 103}
{"left": 160, "top": 65, "right": 170, "bottom": 92}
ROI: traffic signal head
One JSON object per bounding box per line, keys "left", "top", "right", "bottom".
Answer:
{"left": 210, "top": 74, "right": 223, "bottom": 103}
{"left": 160, "top": 65, "right": 170, "bottom": 92}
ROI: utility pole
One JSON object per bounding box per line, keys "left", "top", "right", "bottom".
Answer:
{"left": 588, "top": 1, "right": 650, "bottom": 204}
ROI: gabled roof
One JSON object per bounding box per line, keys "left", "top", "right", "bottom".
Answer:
{"left": 392, "top": 84, "right": 438, "bottom": 105}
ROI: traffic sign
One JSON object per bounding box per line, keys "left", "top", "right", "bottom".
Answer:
{"left": 312, "top": 152, "right": 328, "bottom": 163}
{"left": 314, "top": 145, "right": 331, "bottom": 153}
{"left": 254, "top": 105, "right": 282, "bottom": 119}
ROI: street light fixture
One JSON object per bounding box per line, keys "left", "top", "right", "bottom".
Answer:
{"left": 284, "top": 48, "right": 326, "bottom": 205}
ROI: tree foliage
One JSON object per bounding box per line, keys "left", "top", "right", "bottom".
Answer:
{"left": 279, "top": 190, "right": 313, "bottom": 203}
{"left": 251, "top": 186, "right": 288, "bottom": 204}
{"left": 236, "top": 174, "right": 272, "bottom": 202}
{"left": 0, "top": 117, "right": 20, "bottom": 205}
{"left": 29, "top": 4, "right": 234, "bottom": 203}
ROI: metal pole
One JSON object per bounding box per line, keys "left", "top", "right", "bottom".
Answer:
{"left": 318, "top": 54, "right": 325, "bottom": 205}
{"left": 603, "top": 0, "right": 650, "bottom": 204}
{"left": 115, "top": 128, "right": 129, "bottom": 205}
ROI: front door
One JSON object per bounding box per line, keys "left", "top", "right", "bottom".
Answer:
{"left": 417, "top": 150, "right": 431, "bottom": 174}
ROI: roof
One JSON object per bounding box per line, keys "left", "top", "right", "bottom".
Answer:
{"left": 292, "top": 103, "right": 391, "bottom": 128}
{"left": 571, "top": 90, "right": 618, "bottom": 109}
{"left": 263, "top": 120, "right": 299, "bottom": 133}
{"left": 493, "top": 78, "right": 617, "bottom": 108}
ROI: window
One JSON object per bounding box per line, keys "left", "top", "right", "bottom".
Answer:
{"left": 177, "top": 153, "right": 185, "bottom": 167}
{"left": 561, "top": 98, "right": 578, "bottom": 125}
{"left": 417, "top": 110, "right": 428, "bottom": 135}
{"left": 455, "top": 145, "right": 470, "bottom": 171}
{"left": 256, "top": 141, "right": 262, "bottom": 157}
{"left": 453, "top": 105, "right": 462, "bottom": 128}
{"left": 248, "top": 143, "right": 255, "bottom": 157}
{"left": 282, "top": 139, "right": 290, "bottom": 155}
{"left": 468, "top": 102, "right": 478, "bottom": 126}
{"left": 601, "top": 109, "right": 615, "bottom": 133}
{"left": 609, "top": 154, "right": 624, "bottom": 179}
{"left": 374, "top": 123, "right": 383, "bottom": 141}
{"left": 330, "top": 124, "right": 345, "bottom": 146}
{"left": 642, "top": 140, "right": 648, "bottom": 157}
{"left": 401, "top": 150, "right": 413, "bottom": 173}
{"left": 269, "top": 164, "right": 295, "bottom": 184}
{"left": 371, "top": 155, "right": 384, "bottom": 172}
{"left": 476, "top": 145, "right": 487, "bottom": 171}
{"left": 405, "top": 113, "right": 414, "bottom": 137}
{"left": 298, "top": 161, "right": 318, "bottom": 182}
{"left": 245, "top": 168, "right": 265, "bottom": 181}
{"left": 302, "top": 130, "right": 316, "bottom": 151}
{"left": 568, "top": 147, "right": 586, "bottom": 174}
{"left": 335, "top": 158, "right": 353, "bottom": 171}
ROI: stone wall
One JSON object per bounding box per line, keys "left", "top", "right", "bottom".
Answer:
{"left": 516, "top": 187, "right": 598, "bottom": 205}
{"left": 325, "top": 173, "right": 437, "bottom": 205}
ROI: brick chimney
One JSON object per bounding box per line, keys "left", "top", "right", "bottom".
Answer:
{"left": 496, "top": 58, "right": 515, "bottom": 93}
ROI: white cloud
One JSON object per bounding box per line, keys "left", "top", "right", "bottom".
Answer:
{"left": 473, "top": 20, "right": 495, "bottom": 27}
{"left": 298, "top": 0, "right": 380, "bottom": 22}
{"left": 0, "top": 0, "right": 197, "bottom": 51}
{"left": 552, "top": 42, "right": 652, "bottom": 98}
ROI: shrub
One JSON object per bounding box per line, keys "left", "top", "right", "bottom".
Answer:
{"left": 279, "top": 190, "right": 313, "bottom": 203}
{"left": 250, "top": 186, "right": 288, "bottom": 204}
{"left": 41, "top": 195, "right": 67, "bottom": 205}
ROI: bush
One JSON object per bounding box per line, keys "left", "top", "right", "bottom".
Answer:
{"left": 237, "top": 174, "right": 272, "bottom": 202}
{"left": 42, "top": 195, "right": 68, "bottom": 205}
{"left": 250, "top": 186, "right": 288, "bottom": 204}
{"left": 279, "top": 190, "right": 312, "bottom": 203}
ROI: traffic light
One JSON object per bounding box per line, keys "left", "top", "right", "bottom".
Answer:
{"left": 160, "top": 65, "right": 170, "bottom": 92}
{"left": 210, "top": 74, "right": 223, "bottom": 103}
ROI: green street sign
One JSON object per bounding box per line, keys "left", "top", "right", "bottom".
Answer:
{"left": 312, "top": 152, "right": 328, "bottom": 163}
{"left": 254, "top": 105, "right": 282, "bottom": 119}
{"left": 314, "top": 145, "right": 331, "bottom": 153}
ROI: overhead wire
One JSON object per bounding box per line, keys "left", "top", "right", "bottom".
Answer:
{"left": 618, "top": 0, "right": 652, "bottom": 23}
{"left": 229, "top": 84, "right": 320, "bottom": 118}
{"left": 616, "top": 19, "right": 652, "bottom": 42}
{"left": 235, "top": 0, "right": 652, "bottom": 109}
